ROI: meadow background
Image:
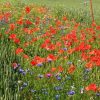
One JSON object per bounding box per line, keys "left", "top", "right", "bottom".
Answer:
{"left": 0, "top": 0, "right": 100, "bottom": 100}
{"left": 1, "top": 0, "right": 100, "bottom": 23}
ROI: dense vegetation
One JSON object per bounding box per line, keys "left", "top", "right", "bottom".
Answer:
{"left": 0, "top": 0, "right": 100, "bottom": 100}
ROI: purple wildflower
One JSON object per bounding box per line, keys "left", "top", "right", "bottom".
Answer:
{"left": 67, "top": 90, "right": 75, "bottom": 95}
{"left": 56, "top": 76, "right": 61, "bottom": 80}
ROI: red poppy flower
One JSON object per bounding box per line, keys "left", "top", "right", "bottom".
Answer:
{"left": 58, "top": 49, "right": 64, "bottom": 54}
{"left": 9, "top": 23, "right": 15, "bottom": 30}
{"left": 47, "top": 54, "right": 57, "bottom": 61}
{"left": 96, "top": 25, "right": 100, "bottom": 30}
{"left": 91, "top": 22, "right": 96, "bottom": 27}
{"left": 47, "top": 44, "right": 55, "bottom": 50}
{"left": 25, "top": 20, "right": 32, "bottom": 25}
{"left": 49, "top": 26, "right": 57, "bottom": 34}
{"left": 68, "top": 64, "right": 76, "bottom": 74}
{"left": 62, "top": 16, "right": 67, "bottom": 21}
{"left": 51, "top": 67, "right": 57, "bottom": 72}
{"left": 23, "top": 54, "right": 29, "bottom": 59}
{"left": 34, "top": 56, "right": 45, "bottom": 63}
{"left": 31, "top": 60, "right": 37, "bottom": 66}
{"left": 95, "top": 60, "right": 100, "bottom": 66}
{"left": 81, "top": 52, "right": 89, "bottom": 61}
{"left": 9, "top": 34, "right": 16, "bottom": 40}
{"left": 14, "top": 38, "right": 20, "bottom": 44}
{"left": 58, "top": 66, "right": 64, "bottom": 72}
{"left": 56, "top": 20, "right": 62, "bottom": 26}
{"left": 25, "top": 6, "right": 31, "bottom": 14}
{"left": 85, "top": 83, "right": 97, "bottom": 92}
{"left": 68, "top": 48, "right": 75, "bottom": 54}
{"left": 15, "top": 48, "right": 23, "bottom": 55}
{"left": 17, "top": 18, "right": 23, "bottom": 25}
{"left": 85, "top": 61, "right": 93, "bottom": 69}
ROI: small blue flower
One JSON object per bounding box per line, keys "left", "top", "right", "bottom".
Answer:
{"left": 67, "top": 90, "right": 75, "bottom": 95}
{"left": 54, "top": 86, "right": 62, "bottom": 91}
{"left": 37, "top": 63, "right": 43, "bottom": 67}
{"left": 23, "top": 82, "right": 28, "bottom": 87}
{"left": 17, "top": 63, "right": 20, "bottom": 66}
{"left": 18, "top": 68, "right": 24, "bottom": 73}
{"left": 55, "top": 94, "right": 60, "bottom": 100}
{"left": 62, "top": 48, "right": 67, "bottom": 51}
{"left": 96, "top": 93, "right": 100, "bottom": 96}
{"left": 22, "top": 72, "right": 26, "bottom": 75}
{"left": 48, "top": 59, "right": 52, "bottom": 62}
{"left": 56, "top": 76, "right": 61, "bottom": 80}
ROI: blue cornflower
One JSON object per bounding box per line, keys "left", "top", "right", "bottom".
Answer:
{"left": 67, "top": 90, "right": 75, "bottom": 95}
{"left": 96, "top": 93, "right": 100, "bottom": 96}
{"left": 48, "top": 59, "right": 52, "bottom": 62}
{"left": 37, "top": 63, "right": 43, "bottom": 67}
{"left": 54, "top": 86, "right": 62, "bottom": 91}
{"left": 22, "top": 71, "right": 26, "bottom": 75}
{"left": 62, "top": 48, "right": 67, "bottom": 51}
{"left": 56, "top": 76, "right": 61, "bottom": 80}
{"left": 55, "top": 94, "right": 60, "bottom": 100}
{"left": 18, "top": 68, "right": 24, "bottom": 73}
{"left": 23, "top": 82, "right": 28, "bottom": 87}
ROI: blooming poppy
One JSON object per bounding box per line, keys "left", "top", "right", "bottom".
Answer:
{"left": 15, "top": 48, "right": 23, "bottom": 55}
{"left": 47, "top": 54, "right": 57, "bottom": 62}
{"left": 23, "top": 54, "right": 29, "bottom": 59}
{"left": 17, "top": 18, "right": 23, "bottom": 25}
{"left": 58, "top": 66, "right": 64, "bottom": 72}
{"left": 68, "top": 64, "right": 76, "bottom": 74}
{"left": 85, "top": 61, "right": 93, "bottom": 69}
{"left": 25, "top": 6, "right": 31, "bottom": 14}
{"left": 68, "top": 48, "right": 75, "bottom": 54}
{"left": 14, "top": 38, "right": 20, "bottom": 44}
{"left": 25, "top": 20, "right": 32, "bottom": 25}
{"left": 31, "top": 60, "right": 37, "bottom": 66}
{"left": 85, "top": 83, "right": 97, "bottom": 92}
{"left": 62, "top": 16, "right": 67, "bottom": 21}
{"left": 9, "top": 34, "right": 16, "bottom": 40}
{"left": 51, "top": 67, "right": 57, "bottom": 72}
{"left": 9, "top": 23, "right": 16, "bottom": 30}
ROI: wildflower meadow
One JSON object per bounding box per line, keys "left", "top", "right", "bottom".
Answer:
{"left": 0, "top": 0, "right": 100, "bottom": 100}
